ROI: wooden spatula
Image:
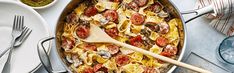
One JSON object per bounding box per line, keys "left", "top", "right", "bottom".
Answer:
{"left": 82, "top": 24, "right": 211, "bottom": 73}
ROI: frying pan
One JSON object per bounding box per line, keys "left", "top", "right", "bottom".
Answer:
{"left": 37, "top": 0, "right": 213, "bottom": 73}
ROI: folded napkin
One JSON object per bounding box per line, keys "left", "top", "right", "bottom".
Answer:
{"left": 195, "top": 0, "right": 234, "bottom": 36}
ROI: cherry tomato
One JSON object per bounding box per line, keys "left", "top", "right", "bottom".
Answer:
{"left": 155, "top": 37, "right": 168, "bottom": 47}
{"left": 128, "top": 2, "right": 139, "bottom": 11}
{"left": 107, "top": 44, "right": 120, "bottom": 54}
{"left": 163, "top": 45, "right": 178, "bottom": 56}
{"left": 76, "top": 25, "right": 90, "bottom": 39}
{"left": 159, "top": 22, "right": 169, "bottom": 34}
{"left": 104, "top": 10, "right": 119, "bottom": 22}
{"left": 143, "top": 67, "right": 159, "bottom": 73}
{"left": 129, "top": 35, "right": 144, "bottom": 47}
{"left": 84, "top": 6, "right": 98, "bottom": 17}
{"left": 105, "top": 27, "right": 119, "bottom": 38}
{"left": 83, "top": 67, "right": 94, "bottom": 73}
{"left": 115, "top": 55, "right": 130, "bottom": 66}
{"left": 130, "top": 13, "right": 145, "bottom": 25}
{"left": 84, "top": 44, "right": 97, "bottom": 51}
{"left": 66, "top": 13, "right": 79, "bottom": 23}
{"left": 61, "top": 37, "right": 75, "bottom": 51}
{"left": 160, "top": 51, "right": 172, "bottom": 57}
{"left": 93, "top": 64, "right": 103, "bottom": 72}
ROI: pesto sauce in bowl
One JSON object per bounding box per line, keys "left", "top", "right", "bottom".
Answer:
{"left": 20, "top": 0, "right": 53, "bottom": 7}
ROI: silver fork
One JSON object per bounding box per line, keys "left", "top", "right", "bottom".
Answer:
{"left": 0, "top": 26, "right": 32, "bottom": 58}
{"left": 1, "top": 16, "right": 24, "bottom": 73}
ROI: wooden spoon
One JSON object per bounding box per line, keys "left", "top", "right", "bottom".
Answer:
{"left": 82, "top": 24, "right": 211, "bottom": 73}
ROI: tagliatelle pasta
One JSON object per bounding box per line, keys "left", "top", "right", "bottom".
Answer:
{"left": 166, "top": 19, "right": 180, "bottom": 46}
{"left": 103, "top": 59, "right": 118, "bottom": 70}
{"left": 95, "top": 3, "right": 106, "bottom": 12}
{"left": 61, "top": 0, "right": 183, "bottom": 73}
{"left": 117, "top": 19, "right": 131, "bottom": 32}
{"left": 150, "top": 45, "right": 163, "bottom": 54}
{"left": 74, "top": 4, "right": 87, "bottom": 16}
{"left": 149, "top": 31, "right": 159, "bottom": 40}
{"left": 122, "top": 63, "right": 144, "bottom": 73}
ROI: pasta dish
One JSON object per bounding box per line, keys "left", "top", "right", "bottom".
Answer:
{"left": 60, "top": 0, "right": 183, "bottom": 73}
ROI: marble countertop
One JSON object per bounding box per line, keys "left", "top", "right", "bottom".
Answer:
{"left": 31, "top": 0, "right": 233, "bottom": 73}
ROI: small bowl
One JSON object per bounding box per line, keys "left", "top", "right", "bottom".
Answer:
{"left": 17, "top": 0, "right": 57, "bottom": 9}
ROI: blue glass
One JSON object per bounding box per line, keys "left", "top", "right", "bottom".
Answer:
{"left": 216, "top": 36, "right": 234, "bottom": 64}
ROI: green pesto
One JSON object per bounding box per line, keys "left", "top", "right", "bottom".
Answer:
{"left": 20, "top": 0, "right": 53, "bottom": 7}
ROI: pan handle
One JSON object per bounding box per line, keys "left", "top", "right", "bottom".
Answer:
{"left": 37, "top": 37, "right": 68, "bottom": 73}
{"left": 181, "top": 5, "right": 213, "bottom": 23}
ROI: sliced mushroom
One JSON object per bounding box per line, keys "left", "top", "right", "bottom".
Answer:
{"left": 66, "top": 54, "right": 83, "bottom": 68}
{"left": 73, "top": 59, "right": 83, "bottom": 67}
{"left": 142, "top": 36, "right": 155, "bottom": 49}
{"left": 66, "top": 55, "right": 74, "bottom": 63}
{"left": 144, "top": 22, "right": 160, "bottom": 32}
{"left": 97, "top": 50, "right": 112, "bottom": 59}
{"left": 140, "top": 29, "right": 151, "bottom": 37}
{"left": 158, "top": 10, "right": 169, "bottom": 18}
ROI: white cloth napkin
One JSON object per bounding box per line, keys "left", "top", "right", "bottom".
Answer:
{"left": 195, "top": 0, "right": 234, "bottom": 36}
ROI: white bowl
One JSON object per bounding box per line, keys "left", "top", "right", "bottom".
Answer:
{"left": 17, "top": 0, "right": 57, "bottom": 9}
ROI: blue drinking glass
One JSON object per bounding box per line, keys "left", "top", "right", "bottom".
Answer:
{"left": 216, "top": 36, "right": 234, "bottom": 64}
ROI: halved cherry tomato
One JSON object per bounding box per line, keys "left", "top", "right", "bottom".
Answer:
{"left": 83, "top": 67, "right": 94, "bottom": 73}
{"left": 93, "top": 64, "right": 103, "bottom": 72}
{"left": 163, "top": 45, "right": 178, "bottom": 56}
{"left": 84, "top": 6, "right": 98, "bottom": 17}
{"left": 159, "top": 51, "right": 176, "bottom": 64}
{"left": 130, "top": 13, "right": 145, "bottom": 25}
{"left": 66, "top": 13, "right": 79, "bottom": 23}
{"left": 115, "top": 55, "right": 130, "bottom": 66}
{"left": 143, "top": 67, "right": 159, "bottom": 73}
{"left": 84, "top": 44, "right": 97, "bottom": 51}
{"left": 155, "top": 37, "right": 168, "bottom": 47}
{"left": 160, "top": 51, "right": 172, "bottom": 57}
{"left": 159, "top": 22, "right": 169, "bottom": 34}
{"left": 76, "top": 25, "right": 90, "bottom": 39}
{"left": 104, "top": 10, "right": 119, "bottom": 22}
{"left": 128, "top": 2, "right": 139, "bottom": 11}
{"left": 134, "top": 0, "right": 148, "bottom": 7}
{"left": 107, "top": 44, "right": 120, "bottom": 54}
{"left": 129, "top": 35, "right": 144, "bottom": 47}
{"left": 61, "top": 37, "right": 75, "bottom": 51}
{"left": 105, "top": 27, "right": 119, "bottom": 38}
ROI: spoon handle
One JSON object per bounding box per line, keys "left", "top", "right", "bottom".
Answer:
{"left": 111, "top": 40, "right": 211, "bottom": 73}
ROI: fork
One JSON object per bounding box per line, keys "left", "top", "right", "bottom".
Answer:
{"left": 1, "top": 16, "right": 24, "bottom": 73}
{"left": 0, "top": 26, "right": 32, "bottom": 58}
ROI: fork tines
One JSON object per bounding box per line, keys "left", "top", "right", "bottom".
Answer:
{"left": 13, "top": 15, "right": 24, "bottom": 32}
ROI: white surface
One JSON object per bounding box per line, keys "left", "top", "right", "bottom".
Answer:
{"left": 0, "top": 1, "right": 51, "bottom": 73}
{"left": 0, "top": 0, "right": 232, "bottom": 73}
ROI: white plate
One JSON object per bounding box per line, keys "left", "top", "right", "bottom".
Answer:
{"left": 0, "top": 1, "right": 51, "bottom": 73}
